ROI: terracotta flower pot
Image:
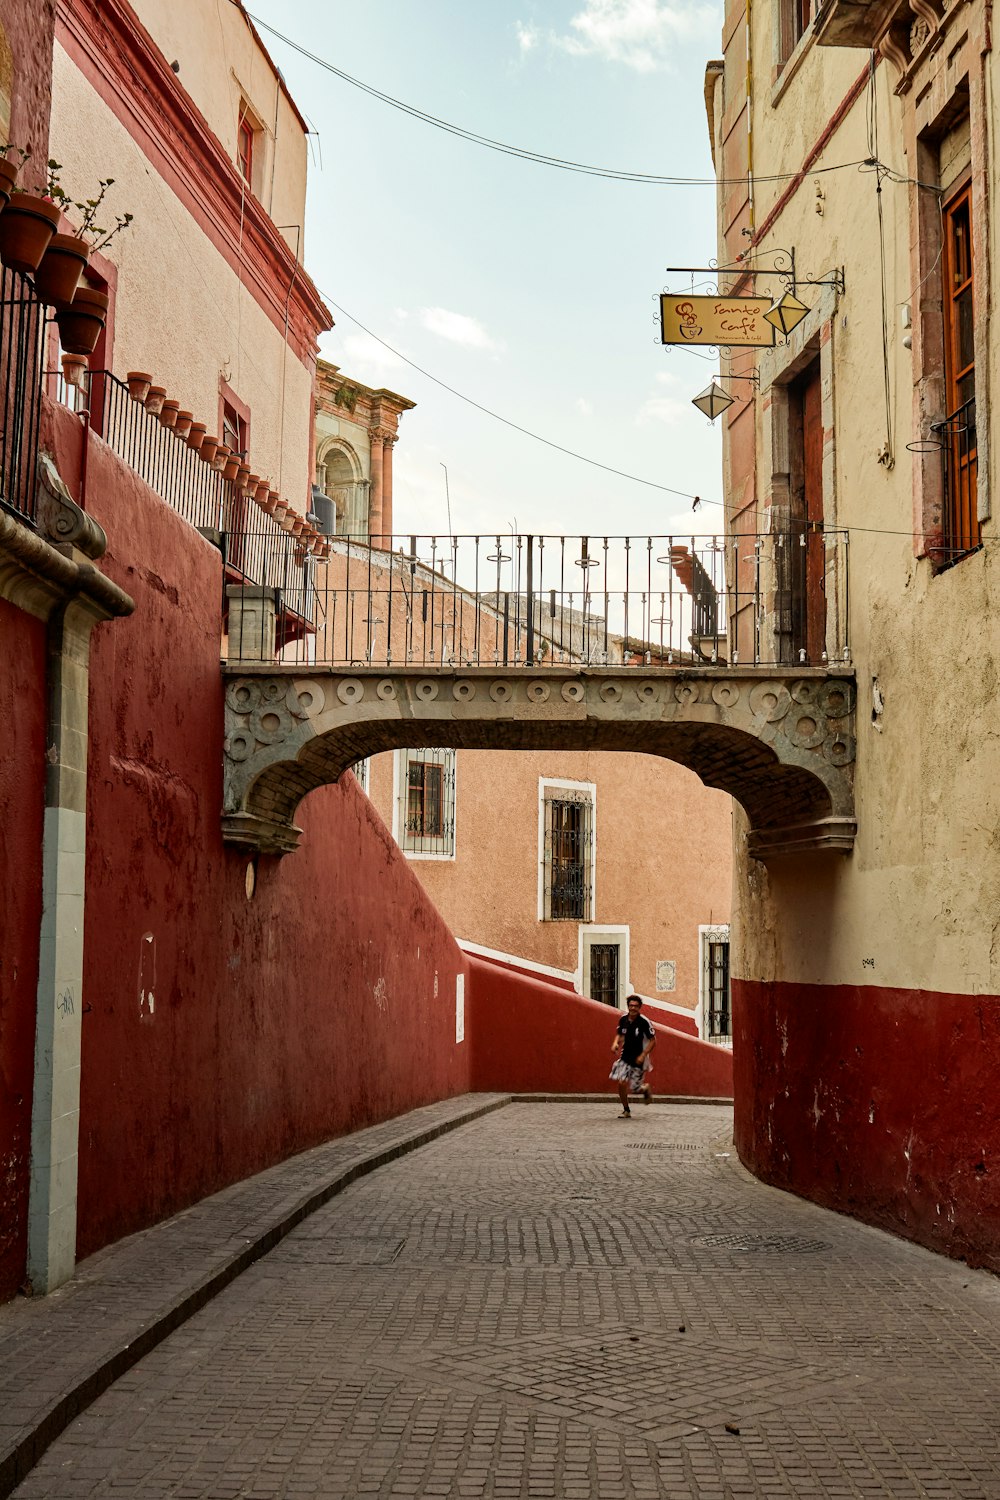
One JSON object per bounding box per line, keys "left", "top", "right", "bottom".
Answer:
{"left": 33, "top": 231, "right": 89, "bottom": 308}
{"left": 0, "top": 192, "right": 60, "bottom": 275}
{"left": 211, "top": 442, "right": 231, "bottom": 472}
{"left": 234, "top": 463, "right": 251, "bottom": 491}
{"left": 244, "top": 472, "right": 260, "bottom": 497}
{"left": 158, "top": 399, "right": 180, "bottom": 429}
{"left": 222, "top": 454, "right": 240, "bottom": 482}
{"left": 60, "top": 351, "right": 88, "bottom": 389}
{"left": 173, "top": 410, "right": 193, "bottom": 440}
{"left": 0, "top": 156, "right": 23, "bottom": 212}
{"left": 199, "top": 434, "right": 219, "bottom": 464}
{"left": 126, "top": 371, "right": 152, "bottom": 403}
{"left": 267, "top": 487, "right": 281, "bottom": 511}
{"left": 185, "top": 421, "right": 207, "bottom": 452}
{"left": 144, "top": 385, "right": 166, "bottom": 416}
{"left": 255, "top": 480, "right": 272, "bottom": 505}
{"left": 54, "top": 284, "right": 109, "bottom": 356}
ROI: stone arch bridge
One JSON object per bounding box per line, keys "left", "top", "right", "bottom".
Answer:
{"left": 222, "top": 664, "right": 857, "bottom": 862}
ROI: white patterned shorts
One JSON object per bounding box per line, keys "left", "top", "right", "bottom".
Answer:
{"left": 610, "top": 1058, "right": 646, "bottom": 1091}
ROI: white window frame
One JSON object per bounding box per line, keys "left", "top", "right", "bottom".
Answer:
{"left": 697, "top": 923, "right": 732, "bottom": 1046}
{"left": 392, "top": 748, "right": 456, "bottom": 860}
{"left": 578, "top": 925, "right": 630, "bottom": 1009}
{"left": 537, "top": 777, "right": 597, "bottom": 923}
{"left": 352, "top": 756, "right": 370, "bottom": 794}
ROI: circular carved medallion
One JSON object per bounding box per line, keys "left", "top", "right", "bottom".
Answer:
{"left": 561, "top": 681, "right": 585, "bottom": 702}
{"left": 489, "top": 680, "right": 513, "bottom": 702}
{"left": 453, "top": 680, "right": 477, "bottom": 701}
{"left": 415, "top": 680, "right": 439, "bottom": 701}
{"left": 526, "top": 681, "right": 550, "bottom": 703}
{"left": 376, "top": 679, "right": 397, "bottom": 701}
{"left": 336, "top": 678, "right": 365, "bottom": 705}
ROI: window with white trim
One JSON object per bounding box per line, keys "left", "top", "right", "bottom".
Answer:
{"left": 395, "top": 748, "right": 455, "bottom": 857}
{"left": 540, "top": 782, "right": 594, "bottom": 922}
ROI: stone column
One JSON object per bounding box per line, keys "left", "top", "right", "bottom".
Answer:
{"left": 368, "top": 429, "right": 384, "bottom": 545}
{"left": 382, "top": 433, "right": 397, "bottom": 543}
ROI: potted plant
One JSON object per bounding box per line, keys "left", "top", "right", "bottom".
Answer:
{"left": 199, "top": 434, "right": 219, "bottom": 464}
{"left": 144, "top": 385, "right": 166, "bottom": 416}
{"left": 41, "top": 171, "right": 133, "bottom": 316}
{"left": 0, "top": 157, "right": 62, "bottom": 275}
{"left": 54, "top": 283, "right": 110, "bottom": 356}
{"left": 174, "top": 410, "right": 193, "bottom": 440}
{"left": 185, "top": 421, "right": 207, "bottom": 452}
{"left": 158, "top": 399, "right": 180, "bottom": 429}
{"left": 0, "top": 145, "right": 29, "bottom": 212}
{"left": 212, "top": 442, "right": 232, "bottom": 473}
{"left": 126, "top": 371, "right": 152, "bottom": 402}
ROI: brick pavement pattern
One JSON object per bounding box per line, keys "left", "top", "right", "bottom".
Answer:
{"left": 10, "top": 1101, "right": 1000, "bottom": 1498}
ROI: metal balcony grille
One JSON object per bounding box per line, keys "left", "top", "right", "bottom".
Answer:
{"left": 589, "top": 943, "right": 620, "bottom": 1006}
{"left": 0, "top": 265, "right": 44, "bottom": 525}
{"left": 543, "top": 793, "right": 593, "bottom": 921}
{"left": 936, "top": 396, "right": 979, "bottom": 563}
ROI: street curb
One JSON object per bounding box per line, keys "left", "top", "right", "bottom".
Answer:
{"left": 510, "top": 1093, "right": 734, "bottom": 1106}
{"left": 0, "top": 1093, "right": 511, "bottom": 1500}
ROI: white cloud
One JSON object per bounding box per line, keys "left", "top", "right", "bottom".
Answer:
{"left": 576, "top": 397, "right": 594, "bottom": 416}
{"left": 515, "top": 20, "right": 540, "bottom": 51}
{"left": 552, "top": 0, "right": 719, "bottom": 72}
{"left": 418, "top": 306, "right": 504, "bottom": 353}
{"left": 636, "top": 371, "right": 693, "bottom": 424}
{"left": 333, "top": 331, "right": 406, "bottom": 379}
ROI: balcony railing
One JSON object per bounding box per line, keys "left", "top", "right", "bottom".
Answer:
{"left": 227, "top": 529, "right": 851, "bottom": 669}
{"left": 934, "top": 396, "right": 979, "bottom": 563}
{"left": 55, "top": 369, "right": 315, "bottom": 614}
{"left": 0, "top": 265, "right": 45, "bottom": 525}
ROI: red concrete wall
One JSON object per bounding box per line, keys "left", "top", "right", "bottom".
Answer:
{"left": 733, "top": 979, "right": 1000, "bottom": 1273}
{"left": 0, "top": 600, "right": 46, "bottom": 1300}
{"left": 467, "top": 954, "right": 734, "bottom": 1098}
{"left": 43, "top": 399, "right": 471, "bottom": 1260}
{"left": 2, "top": 0, "right": 55, "bottom": 189}
{"left": 0, "top": 0, "right": 56, "bottom": 1307}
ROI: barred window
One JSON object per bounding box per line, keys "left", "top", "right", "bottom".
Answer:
{"left": 700, "top": 925, "right": 732, "bottom": 1046}
{"left": 396, "top": 749, "right": 455, "bottom": 857}
{"left": 541, "top": 787, "right": 594, "bottom": 921}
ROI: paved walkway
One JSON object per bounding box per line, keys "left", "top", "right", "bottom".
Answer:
{"left": 5, "top": 1097, "right": 1000, "bottom": 1498}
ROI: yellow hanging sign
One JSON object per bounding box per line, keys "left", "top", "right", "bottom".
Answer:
{"left": 659, "top": 294, "right": 776, "bottom": 347}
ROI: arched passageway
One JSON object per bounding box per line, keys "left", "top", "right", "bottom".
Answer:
{"left": 221, "top": 666, "right": 856, "bottom": 860}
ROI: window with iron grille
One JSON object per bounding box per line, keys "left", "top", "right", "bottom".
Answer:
{"left": 699, "top": 925, "right": 732, "bottom": 1045}
{"left": 541, "top": 786, "right": 594, "bottom": 921}
{"left": 940, "top": 182, "right": 979, "bottom": 561}
{"left": 588, "top": 943, "right": 620, "bottom": 1006}
{"left": 396, "top": 749, "right": 455, "bottom": 857}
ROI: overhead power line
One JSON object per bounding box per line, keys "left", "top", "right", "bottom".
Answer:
{"left": 241, "top": 5, "right": 880, "bottom": 189}
{"left": 321, "top": 293, "right": 714, "bottom": 506}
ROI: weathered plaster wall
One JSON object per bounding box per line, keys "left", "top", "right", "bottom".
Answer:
{"left": 367, "top": 746, "right": 732, "bottom": 1017}
{"left": 714, "top": 2, "right": 1000, "bottom": 1267}
{"left": 733, "top": 979, "right": 1000, "bottom": 1271}
{"left": 127, "top": 0, "right": 309, "bottom": 239}
{"left": 43, "top": 399, "right": 471, "bottom": 1260}
{"left": 0, "top": 601, "right": 47, "bottom": 1300}
{"left": 467, "top": 956, "right": 734, "bottom": 1098}
{"left": 0, "top": 0, "right": 54, "bottom": 176}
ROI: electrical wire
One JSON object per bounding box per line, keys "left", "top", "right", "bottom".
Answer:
{"left": 239, "top": 3, "right": 885, "bottom": 190}
{"left": 320, "top": 293, "right": 1000, "bottom": 547}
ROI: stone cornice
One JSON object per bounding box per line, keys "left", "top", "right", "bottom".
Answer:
{"left": 55, "top": 0, "right": 332, "bottom": 365}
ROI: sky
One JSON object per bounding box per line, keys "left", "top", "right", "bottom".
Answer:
{"left": 248, "top": 0, "right": 728, "bottom": 545}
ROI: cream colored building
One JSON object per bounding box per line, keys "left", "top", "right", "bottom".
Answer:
{"left": 704, "top": 0, "right": 1000, "bottom": 1265}
{"left": 50, "top": 0, "right": 328, "bottom": 512}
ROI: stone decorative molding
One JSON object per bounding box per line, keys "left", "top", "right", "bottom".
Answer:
{"left": 36, "top": 452, "right": 108, "bottom": 560}
{"left": 222, "top": 666, "right": 857, "bottom": 861}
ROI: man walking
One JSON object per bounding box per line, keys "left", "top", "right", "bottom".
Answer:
{"left": 610, "top": 994, "right": 655, "bottom": 1118}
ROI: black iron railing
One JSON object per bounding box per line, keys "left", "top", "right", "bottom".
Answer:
{"left": 226, "top": 529, "right": 851, "bottom": 670}
{"left": 0, "top": 264, "right": 45, "bottom": 525}
{"left": 935, "top": 396, "right": 979, "bottom": 562}
{"left": 53, "top": 369, "right": 316, "bottom": 612}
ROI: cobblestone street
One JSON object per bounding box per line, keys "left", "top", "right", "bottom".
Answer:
{"left": 9, "top": 1101, "right": 1000, "bottom": 1498}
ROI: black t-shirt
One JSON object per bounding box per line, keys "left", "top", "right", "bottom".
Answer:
{"left": 617, "top": 1013, "right": 655, "bottom": 1065}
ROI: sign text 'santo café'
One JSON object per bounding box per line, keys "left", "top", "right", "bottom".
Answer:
{"left": 659, "top": 294, "right": 776, "bottom": 347}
